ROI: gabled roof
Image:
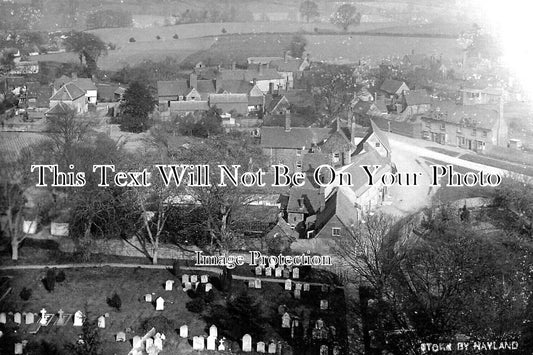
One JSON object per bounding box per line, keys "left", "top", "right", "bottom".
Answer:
{"left": 301, "top": 152, "right": 330, "bottom": 173}
{"left": 209, "top": 93, "right": 248, "bottom": 104}
{"left": 248, "top": 96, "right": 264, "bottom": 106}
{"left": 196, "top": 79, "right": 216, "bottom": 94}
{"left": 53, "top": 75, "right": 71, "bottom": 90}
{"left": 343, "top": 147, "right": 391, "bottom": 193}
{"left": 217, "top": 80, "right": 252, "bottom": 94}
{"left": 260, "top": 127, "right": 331, "bottom": 149}
{"left": 287, "top": 187, "right": 324, "bottom": 215}
{"left": 169, "top": 101, "right": 209, "bottom": 112}
{"left": 380, "top": 79, "right": 408, "bottom": 95}
{"left": 403, "top": 89, "right": 431, "bottom": 106}
{"left": 50, "top": 82, "right": 85, "bottom": 101}
{"left": 45, "top": 102, "right": 73, "bottom": 116}
{"left": 422, "top": 101, "right": 499, "bottom": 130}
{"left": 374, "top": 99, "right": 388, "bottom": 113}
{"left": 218, "top": 68, "right": 283, "bottom": 82}
{"left": 316, "top": 188, "right": 358, "bottom": 231}
{"left": 269, "top": 58, "right": 303, "bottom": 72}
{"left": 157, "top": 80, "right": 189, "bottom": 97}
{"left": 354, "top": 120, "right": 391, "bottom": 156}
{"left": 71, "top": 78, "right": 96, "bottom": 92}
{"left": 266, "top": 95, "right": 290, "bottom": 113}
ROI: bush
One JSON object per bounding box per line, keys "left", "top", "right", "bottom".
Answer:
{"left": 156, "top": 35, "right": 161, "bottom": 40}
{"left": 221, "top": 28, "right": 227, "bottom": 34}
{"left": 44, "top": 268, "right": 56, "bottom": 292}
{"left": 141, "top": 315, "right": 175, "bottom": 334}
{"left": 204, "top": 290, "right": 215, "bottom": 303}
{"left": 20, "top": 287, "right": 32, "bottom": 300}
{"left": 171, "top": 259, "right": 180, "bottom": 277}
{"left": 129, "top": 37, "right": 136, "bottom": 42}
{"left": 209, "top": 276, "right": 223, "bottom": 291}
{"left": 186, "top": 297, "right": 205, "bottom": 313}
{"left": 173, "top": 34, "right": 179, "bottom": 39}
{"left": 55, "top": 270, "right": 66, "bottom": 283}
{"left": 107, "top": 292, "right": 122, "bottom": 311}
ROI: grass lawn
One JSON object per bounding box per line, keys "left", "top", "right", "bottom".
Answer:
{"left": 459, "top": 153, "right": 533, "bottom": 177}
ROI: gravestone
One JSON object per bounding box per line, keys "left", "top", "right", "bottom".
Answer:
{"left": 282, "top": 312, "right": 291, "bottom": 328}
{"left": 155, "top": 297, "right": 164, "bottom": 311}
{"left": 320, "top": 299, "right": 328, "bottom": 310}
{"left": 207, "top": 336, "right": 216, "bottom": 350}
{"left": 165, "top": 280, "right": 174, "bottom": 291}
{"left": 116, "top": 331, "right": 126, "bottom": 342}
{"left": 182, "top": 274, "right": 190, "bottom": 284}
{"left": 14, "top": 343, "right": 23, "bottom": 355}
{"left": 285, "top": 279, "right": 292, "bottom": 290}
{"left": 218, "top": 338, "right": 226, "bottom": 351}
{"left": 255, "top": 279, "right": 262, "bottom": 289}
{"left": 14, "top": 312, "right": 21, "bottom": 324}
{"left": 294, "top": 289, "right": 301, "bottom": 299}
{"left": 56, "top": 309, "right": 67, "bottom": 326}
{"left": 283, "top": 268, "right": 290, "bottom": 278}
{"left": 132, "top": 336, "right": 142, "bottom": 348}
{"left": 205, "top": 283, "right": 213, "bottom": 292}
{"left": 190, "top": 275, "right": 198, "bottom": 283}
{"left": 255, "top": 266, "right": 262, "bottom": 276}
{"left": 265, "top": 267, "right": 272, "bottom": 277}
{"left": 0, "top": 312, "right": 6, "bottom": 324}
{"left": 248, "top": 280, "right": 255, "bottom": 288}
{"left": 292, "top": 268, "right": 300, "bottom": 279}
{"left": 73, "top": 311, "right": 83, "bottom": 327}
{"left": 98, "top": 315, "right": 105, "bottom": 328}
{"left": 154, "top": 337, "right": 163, "bottom": 351}
{"left": 316, "top": 319, "right": 324, "bottom": 329}
{"left": 268, "top": 342, "right": 277, "bottom": 354}
{"left": 25, "top": 312, "right": 34, "bottom": 324}
{"left": 269, "top": 260, "right": 276, "bottom": 269}
{"left": 320, "top": 345, "right": 328, "bottom": 355}
{"left": 145, "top": 338, "right": 154, "bottom": 350}
{"left": 303, "top": 283, "right": 310, "bottom": 292}
{"left": 192, "top": 336, "right": 205, "bottom": 350}
{"left": 242, "top": 334, "right": 252, "bottom": 352}
{"left": 201, "top": 275, "right": 209, "bottom": 283}
{"left": 179, "top": 325, "right": 188, "bottom": 338}
{"left": 145, "top": 294, "right": 152, "bottom": 302}
{"left": 257, "top": 341, "right": 266, "bottom": 353}
{"left": 183, "top": 282, "right": 192, "bottom": 291}
{"left": 275, "top": 267, "right": 282, "bottom": 277}
{"left": 209, "top": 324, "right": 218, "bottom": 338}
{"left": 295, "top": 283, "right": 302, "bottom": 290}
{"left": 39, "top": 308, "right": 47, "bottom": 325}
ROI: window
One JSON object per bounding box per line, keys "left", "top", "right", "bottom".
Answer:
{"left": 296, "top": 149, "right": 302, "bottom": 157}
{"left": 296, "top": 161, "right": 302, "bottom": 169}
{"left": 375, "top": 142, "right": 381, "bottom": 147}
{"left": 457, "top": 126, "right": 462, "bottom": 133}
{"left": 332, "top": 227, "right": 341, "bottom": 236}
{"left": 472, "top": 129, "right": 477, "bottom": 136}
{"left": 332, "top": 152, "right": 340, "bottom": 163}
{"left": 426, "top": 121, "right": 431, "bottom": 128}
{"left": 440, "top": 123, "right": 446, "bottom": 130}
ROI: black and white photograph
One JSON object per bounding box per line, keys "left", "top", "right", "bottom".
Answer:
{"left": 0, "top": 0, "right": 532, "bottom": 354}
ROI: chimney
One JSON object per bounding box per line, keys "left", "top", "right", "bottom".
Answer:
{"left": 232, "top": 61, "right": 236, "bottom": 70}
{"left": 252, "top": 78, "right": 257, "bottom": 87}
{"left": 285, "top": 112, "right": 291, "bottom": 132}
{"left": 374, "top": 92, "right": 377, "bottom": 101}
{"left": 190, "top": 73, "right": 197, "bottom": 89}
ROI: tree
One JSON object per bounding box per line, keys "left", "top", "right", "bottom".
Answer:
{"left": 300, "top": 0, "right": 319, "bottom": 23}
{"left": 286, "top": 34, "right": 307, "bottom": 58}
{"left": 63, "top": 31, "right": 107, "bottom": 74}
{"left": 331, "top": 4, "right": 361, "bottom": 31}
{"left": 119, "top": 81, "right": 155, "bottom": 133}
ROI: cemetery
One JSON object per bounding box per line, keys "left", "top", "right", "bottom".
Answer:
{"left": 0, "top": 263, "right": 347, "bottom": 354}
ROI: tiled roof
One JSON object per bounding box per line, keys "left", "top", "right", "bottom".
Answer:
{"left": 218, "top": 68, "right": 283, "bottom": 82}
{"left": 269, "top": 58, "right": 303, "bottom": 72}
{"left": 169, "top": 101, "right": 209, "bottom": 112}
{"left": 301, "top": 152, "right": 330, "bottom": 173}
{"left": 343, "top": 147, "right": 391, "bottom": 193}
{"left": 217, "top": 80, "right": 252, "bottom": 94}
{"left": 316, "top": 188, "right": 358, "bottom": 231}
{"left": 380, "top": 79, "right": 408, "bottom": 95}
{"left": 260, "top": 126, "right": 331, "bottom": 149}
{"left": 45, "top": 102, "right": 73, "bottom": 115}
{"left": 50, "top": 82, "right": 85, "bottom": 101}
{"left": 195, "top": 80, "right": 216, "bottom": 94}
{"left": 209, "top": 93, "right": 248, "bottom": 104}
{"left": 248, "top": 96, "right": 264, "bottom": 106}
{"left": 266, "top": 95, "right": 289, "bottom": 113}
{"left": 71, "top": 78, "right": 96, "bottom": 92}
{"left": 287, "top": 186, "right": 324, "bottom": 215}
{"left": 157, "top": 80, "right": 189, "bottom": 98}
{"left": 423, "top": 101, "right": 499, "bottom": 130}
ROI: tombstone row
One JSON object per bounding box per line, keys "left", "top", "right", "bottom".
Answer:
{"left": 0, "top": 310, "right": 107, "bottom": 328}
{"left": 256, "top": 265, "right": 300, "bottom": 279}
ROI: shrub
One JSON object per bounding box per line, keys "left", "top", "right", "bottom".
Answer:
{"left": 204, "top": 290, "right": 215, "bottom": 303}
{"left": 171, "top": 259, "right": 180, "bottom": 276}
{"left": 141, "top": 315, "right": 175, "bottom": 334}
{"left": 209, "top": 276, "right": 222, "bottom": 291}
{"left": 173, "top": 34, "right": 179, "bottom": 39}
{"left": 44, "top": 268, "right": 56, "bottom": 292}
{"left": 107, "top": 292, "right": 122, "bottom": 311}
{"left": 221, "top": 267, "right": 233, "bottom": 292}
{"left": 156, "top": 35, "right": 161, "bottom": 40}
{"left": 20, "top": 287, "right": 32, "bottom": 300}
{"left": 186, "top": 297, "right": 205, "bottom": 313}
{"left": 55, "top": 270, "right": 66, "bottom": 283}
{"left": 129, "top": 37, "right": 136, "bottom": 42}
{"left": 221, "top": 28, "right": 227, "bottom": 34}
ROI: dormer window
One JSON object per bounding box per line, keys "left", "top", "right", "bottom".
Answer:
{"left": 332, "top": 227, "right": 341, "bottom": 236}
{"left": 332, "top": 152, "right": 340, "bottom": 163}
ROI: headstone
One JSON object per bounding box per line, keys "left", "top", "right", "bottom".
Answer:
{"left": 73, "top": 310, "right": 83, "bottom": 326}
{"left": 98, "top": 315, "right": 105, "bottom": 328}
{"left": 295, "top": 283, "right": 302, "bottom": 290}
{"left": 282, "top": 312, "right": 291, "bottom": 328}
{"left": 182, "top": 274, "right": 190, "bottom": 284}
{"left": 14, "top": 343, "right": 23, "bottom": 355}
{"left": 303, "top": 283, "right": 310, "bottom": 292}
{"left": 257, "top": 341, "right": 266, "bottom": 353}
{"left": 294, "top": 289, "right": 301, "bottom": 300}
{"left": 283, "top": 268, "right": 290, "bottom": 278}
{"left": 255, "top": 266, "right": 262, "bottom": 276}
{"left": 155, "top": 297, "right": 164, "bottom": 311}
{"left": 39, "top": 308, "right": 47, "bottom": 324}
{"left": 190, "top": 275, "right": 198, "bottom": 283}
{"left": 193, "top": 336, "right": 205, "bottom": 350}
{"left": 207, "top": 336, "right": 216, "bottom": 350}
{"left": 179, "top": 325, "right": 188, "bottom": 338}
{"left": 0, "top": 313, "right": 6, "bottom": 324}
{"left": 145, "top": 338, "right": 154, "bottom": 350}
{"left": 201, "top": 275, "right": 209, "bottom": 283}
{"left": 165, "top": 280, "right": 174, "bottom": 291}
{"left": 316, "top": 319, "right": 324, "bottom": 329}
{"left": 183, "top": 282, "right": 192, "bottom": 291}
{"left": 320, "top": 299, "right": 328, "bottom": 310}
{"left": 145, "top": 294, "right": 153, "bottom": 302}
{"left": 116, "top": 331, "right": 126, "bottom": 342}
{"left": 320, "top": 344, "right": 328, "bottom": 355}
{"left": 205, "top": 283, "right": 213, "bottom": 292}
{"left": 275, "top": 267, "right": 282, "bottom": 277}
{"left": 154, "top": 337, "right": 163, "bottom": 351}
{"left": 255, "top": 279, "right": 262, "bottom": 289}
{"left": 209, "top": 324, "right": 218, "bottom": 338}
{"left": 265, "top": 267, "right": 272, "bottom": 277}
{"left": 248, "top": 280, "right": 255, "bottom": 288}
{"left": 242, "top": 334, "right": 252, "bottom": 352}
{"left": 132, "top": 336, "right": 142, "bottom": 348}
{"left": 285, "top": 279, "right": 292, "bottom": 290}
{"left": 268, "top": 342, "right": 277, "bottom": 354}
{"left": 25, "top": 312, "right": 34, "bottom": 324}
{"left": 56, "top": 309, "right": 66, "bottom": 325}
{"left": 218, "top": 338, "right": 226, "bottom": 351}
{"left": 269, "top": 260, "right": 276, "bottom": 269}
{"left": 292, "top": 268, "right": 300, "bottom": 279}
{"left": 13, "top": 312, "right": 21, "bottom": 324}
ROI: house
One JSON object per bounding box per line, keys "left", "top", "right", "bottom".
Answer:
{"left": 217, "top": 66, "right": 286, "bottom": 94}
{"left": 353, "top": 120, "right": 392, "bottom": 159}
{"left": 265, "top": 218, "right": 298, "bottom": 251}
{"left": 168, "top": 100, "right": 209, "bottom": 115}
{"left": 460, "top": 87, "right": 505, "bottom": 106}
{"left": 379, "top": 79, "right": 410, "bottom": 98}
{"left": 419, "top": 101, "right": 507, "bottom": 150}
{"left": 25, "top": 82, "right": 51, "bottom": 111}
{"left": 157, "top": 73, "right": 215, "bottom": 111}
{"left": 49, "top": 82, "right": 87, "bottom": 113}
{"left": 208, "top": 94, "right": 248, "bottom": 116}
{"left": 402, "top": 53, "right": 431, "bottom": 70}
{"left": 265, "top": 95, "right": 290, "bottom": 116}
{"left": 399, "top": 89, "right": 431, "bottom": 116}
{"left": 266, "top": 53, "right": 311, "bottom": 89}
{"left": 45, "top": 101, "right": 73, "bottom": 118}
{"left": 52, "top": 75, "right": 97, "bottom": 105}
{"left": 286, "top": 185, "right": 325, "bottom": 231}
